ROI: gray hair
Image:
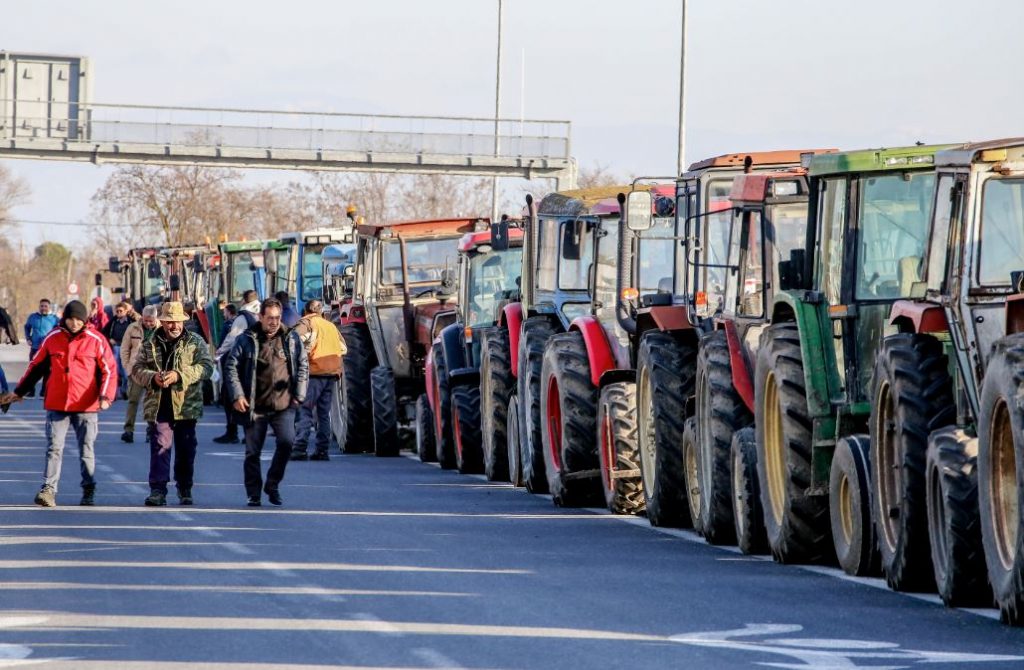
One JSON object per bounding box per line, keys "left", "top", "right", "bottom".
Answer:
{"left": 141, "top": 305, "right": 160, "bottom": 319}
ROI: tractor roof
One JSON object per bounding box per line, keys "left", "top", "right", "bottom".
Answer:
{"left": 278, "top": 228, "right": 352, "bottom": 245}
{"left": 729, "top": 168, "right": 808, "bottom": 204}
{"left": 538, "top": 183, "right": 672, "bottom": 218}
{"left": 685, "top": 149, "right": 833, "bottom": 176}
{"left": 935, "top": 137, "right": 1024, "bottom": 167}
{"left": 219, "top": 240, "right": 265, "bottom": 252}
{"left": 809, "top": 143, "right": 961, "bottom": 177}
{"left": 357, "top": 218, "right": 481, "bottom": 239}
{"left": 458, "top": 227, "right": 525, "bottom": 253}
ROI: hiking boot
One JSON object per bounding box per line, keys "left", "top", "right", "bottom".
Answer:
{"left": 178, "top": 488, "right": 193, "bottom": 506}
{"left": 310, "top": 451, "right": 330, "bottom": 461}
{"left": 289, "top": 450, "right": 308, "bottom": 461}
{"left": 80, "top": 485, "right": 96, "bottom": 506}
{"left": 264, "top": 487, "right": 283, "bottom": 506}
{"left": 34, "top": 486, "right": 56, "bottom": 507}
{"left": 213, "top": 433, "right": 239, "bottom": 444}
{"left": 120, "top": 431, "right": 134, "bottom": 444}
{"left": 144, "top": 489, "right": 167, "bottom": 507}
{"left": 247, "top": 496, "right": 262, "bottom": 507}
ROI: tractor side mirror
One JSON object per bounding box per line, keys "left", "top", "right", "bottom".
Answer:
{"left": 491, "top": 219, "right": 510, "bottom": 251}
{"left": 343, "top": 264, "right": 355, "bottom": 278}
{"left": 108, "top": 256, "right": 121, "bottom": 273}
{"left": 147, "top": 259, "right": 162, "bottom": 279}
{"left": 191, "top": 253, "right": 205, "bottom": 274}
{"left": 169, "top": 273, "right": 181, "bottom": 292}
{"left": 561, "top": 221, "right": 582, "bottom": 261}
{"left": 1011, "top": 270, "right": 1024, "bottom": 294}
{"left": 626, "top": 191, "right": 654, "bottom": 231}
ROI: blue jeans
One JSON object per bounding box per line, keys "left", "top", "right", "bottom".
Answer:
{"left": 113, "top": 345, "right": 126, "bottom": 396}
{"left": 294, "top": 376, "right": 335, "bottom": 454}
{"left": 43, "top": 411, "right": 98, "bottom": 492}
{"left": 244, "top": 407, "right": 296, "bottom": 498}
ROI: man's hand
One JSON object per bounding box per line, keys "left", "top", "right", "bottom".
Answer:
{"left": 290, "top": 398, "right": 301, "bottom": 408}
{"left": 99, "top": 399, "right": 111, "bottom": 411}
{"left": 0, "top": 392, "right": 22, "bottom": 405}
{"left": 233, "top": 397, "right": 249, "bottom": 413}
{"left": 161, "top": 371, "right": 180, "bottom": 386}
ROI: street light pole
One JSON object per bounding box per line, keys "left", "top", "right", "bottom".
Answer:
{"left": 677, "top": 0, "right": 687, "bottom": 176}
{"left": 491, "top": 0, "right": 504, "bottom": 222}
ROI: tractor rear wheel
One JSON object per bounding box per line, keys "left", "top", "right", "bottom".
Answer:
{"left": 540, "top": 332, "right": 601, "bottom": 507}
{"left": 453, "top": 385, "right": 484, "bottom": 475}
{"left": 598, "top": 382, "right": 644, "bottom": 515}
{"left": 830, "top": 435, "right": 880, "bottom": 576}
{"left": 518, "top": 317, "right": 556, "bottom": 494}
{"left": 926, "top": 426, "right": 991, "bottom": 607}
{"left": 636, "top": 331, "right": 697, "bottom": 528}
{"left": 339, "top": 323, "right": 376, "bottom": 453}
{"left": 682, "top": 418, "right": 702, "bottom": 533}
{"left": 978, "top": 334, "right": 1024, "bottom": 626}
{"left": 754, "top": 322, "right": 833, "bottom": 564}
{"left": 696, "top": 330, "right": 750, "bottom": 544}
{"left": 731, "top": 426, "right": 768, "bottom": 555}
{"left": 370, "top": 366, "right": 399, "bottom": 457}
{"left": 432, "top": 343, "right": 456, "bottom": 469}
{"left": 415, "top": 394, "right": 436, "bottom": 463}
{"left": 870, "top": 333, "right": 954, "bottom": 591}
{"left": 481, "top": 327, "right": 513, "bottom": 481}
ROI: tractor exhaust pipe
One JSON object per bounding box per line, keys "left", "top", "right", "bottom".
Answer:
{"left": 523, "top": 194, "right": 537, "bottom": 311}
{"left": 615, "top": 192, "right": 637, "bottom": 335}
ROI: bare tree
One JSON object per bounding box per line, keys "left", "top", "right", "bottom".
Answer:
{"left": 0, "top": 163, "right": 29, "bottom": 231}
{"left": 576, "top": 162, "right": 629, "bottom": 190}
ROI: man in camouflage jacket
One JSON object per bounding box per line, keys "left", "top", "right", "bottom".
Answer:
{"left": 132, "top": 301, "right": 214, "bottom": 507}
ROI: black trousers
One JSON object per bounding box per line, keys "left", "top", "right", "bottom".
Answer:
{"left": 243, "top": 407, "right": 296, "bottom": 498}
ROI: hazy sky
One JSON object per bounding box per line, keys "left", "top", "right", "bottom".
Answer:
{"left": 3, "top": 0, "right": 1024, "bottom": 247}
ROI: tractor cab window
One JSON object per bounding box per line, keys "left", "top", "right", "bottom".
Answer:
{"left": 768, "top": 200, "right": 810, "bottom": 298}
{"left": 301, "top": 246, "right": 326, "bottom": 302}
{"left": 276, "top": 246, "right": 296, "bottom": 297}
{"left": 698, "top": 179, "right": 734, "bottom": 316}
{"left": 978, "top": 178, "right": 1024, "bottom": 287}
{"left": 855, "top": 171, "right": 936, "bottom": 299}
{"left": 558, "top": 219, "right": 595, "bottom": 290}
{"left": 465, "top": 248, "right": 523, "bottom": 327}
{"left": 228, "top": 252, "right": 256, "bottom": 303}
{"left": 737, "top": 210, "right": 764, "bottom": 317}
{"left": 817, "top": 177, "right": 847, "bottom": 306}
{"left": 537, "top": 218, "right": 559, "bottom": 292}
{"left": 638, "top": 215, "right": 676, "bottom": 296}
{"left": 380, "top": 238, "right": 458, "bottom": 286}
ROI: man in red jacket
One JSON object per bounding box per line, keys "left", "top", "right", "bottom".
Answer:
{"left": 0, "top": 300, "right": 117, "bottom": 507}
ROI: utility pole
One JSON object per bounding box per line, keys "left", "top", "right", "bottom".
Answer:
{"left": 491, "top": 0, "right": 504, "bottom": 223}
{"left": 677, "top": 0, "right": 688, "bottom": 176}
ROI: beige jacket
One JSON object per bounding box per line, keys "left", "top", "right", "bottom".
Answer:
{"left": 120, "top": 321, "right": 154, "bottom": 372}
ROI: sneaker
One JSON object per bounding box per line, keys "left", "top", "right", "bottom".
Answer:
{"left": 246, "top": 496, "right": 262, "bottom": 507}
{"left": 178, "top": 488, "right": 193, "bottom": 506}
{"left": 120, "top": 431, "right": 134, "bottom": 444}
{"left": 310, "top": 451, "right": 330, "bottom": 461}
{"left": 34, "top": 486, "right": 56, "bottom": 507}
{"left": 264, "top": 488, "right": 283, "bottom": 506}
{"left": 289, "top": 451, "right": 308, "bottom": 461}
{"left": 80, "top": 485, "right": 96, "bottom": 506}
{"left": 213, "top": 433, "right": 239, "bottom": 444}
{"left": 144, "top": 489, "right": 167, "bottom": 507}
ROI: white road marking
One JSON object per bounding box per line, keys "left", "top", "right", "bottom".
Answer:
{"left": 412, "top": 647, "right": 464, "bottom": 669}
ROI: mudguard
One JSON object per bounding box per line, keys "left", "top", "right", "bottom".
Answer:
{"left": 449, "top": 366, "right": 481, "bottom": 388}
{"left": 888, "top": 300, "right": 948, "bottom": 334}
{"left": 338, "top": 302, "right": 367, "bottom": 325}
{"left": 723, "top": 320, "right": 755, "bottom": 413}
{"left": 439, "top": 323, "right": 469, "bottom": 376}
{"left": 769, "top": 291, "right": 837, "bottom": 421}
{"left": 569, "top": 316, "right": 616, "bottom": 388}
{"left": 502, "top": 302, "right": 524, "bottom": 377}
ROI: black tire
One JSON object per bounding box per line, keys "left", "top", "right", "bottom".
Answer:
{"left": 870, "top": 333, "right": 954, "bottom": 591}
{"left": 481, "top": 327, "right": 513, "bottom": 481}
{"left": 507, "top": 392, "right": 524, "bottom": 487}
{"left": 432, "top": 343, "right": 456, "bottom": 469}
{"left": 415, "top": 394, "right": 436, "bottom": 463}
{"left": 598, "top": 382, "right": 644, "bottom": 515}
{"left": 926, "top": 426, "right": 992, "bottom": 607}
{"left": 518, "top": 317, "right": 556, "bottom": 494}
{"left": 754, "top": 322, "right": 833, "bottom": 564}
{"left": 830, "top": 434, "right": 881, "bottom": 577}
{"left": 330, "top": 377, "right": 347, "bottom": 453}
{"left": 732, "top": 426, "right": 768, "bottom": 555}
{"left": 682, "top": 418, "right": 703, "bottom": 533}
{"left": 696, "top": 330, "right": 750, "bottom": 544}
{"left": 978, "top": 333, "right": 1024, "bottom": 626}
{"left": 453, "top": 384, "right": 484, "bottom": 474}
{"left": 370, "top": 366, "right": 399, "bottom": 457}
{"left": 636, "top": 331, "right": 696, "bottom": 528}
{"left": 540, "top": 332, "right": 601, "bottom": 506}
{"left": 339, "top": 323, "right": 376, "bottom": 453}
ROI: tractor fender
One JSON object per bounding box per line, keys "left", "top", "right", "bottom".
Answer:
{"left": 723, "top": 320, "right": 755, "bottom": 413}
{"left": 888, "top": 300, "right": 948, "bottom": 334}
{"left": 338, "top": 302, "right": 367, "bottom": 326}
{"left": 502, "top": 303, "right": 524, "bottom": 377}
{"left": 637, "top": 304, "right": 694, "bottom": 333}
{"left": 449, "top": 366, "right": 481, "bottom": 389}
{"left": 569, "top": 316, "right": 616, "bottom": 388}
{"left": 439, "top": 323, "right": 469, "bottom": 376}
{"left": 1006, "top": 294, "right": 1024, "bottom": 336}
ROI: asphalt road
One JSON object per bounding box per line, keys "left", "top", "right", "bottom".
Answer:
{"left": 1, "top": 397, "right": 1023, "bottom": 669}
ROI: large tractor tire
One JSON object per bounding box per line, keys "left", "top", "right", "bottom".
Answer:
{"left": 507, "top": 393, "right": 524, "bottom": 487}
{"left": 598, "top": 382, "right": 644, "bottom": 515}
{"left": 731, "top": 427, "right": 768, "bottom": 555}
{"left": 977, "top": 333, "right": 1024, "bottom": 626}
{"left": 415, "top": 394, "right": 436, "bottom": 463}
{"left": 870, "top": 333, "right": 954, "bottom": 591}
{"left": 480, "top": 327, "right": 514, "bottom": 481}
{"left": 754, "top": 322, "right": 833, "bottom": 564}
{"left": 431, "top": 343, "right": 456, "bottom": 470}
{"left": 339, "top": 323, "right": 376, "bottom": 453}
{"left": 540, "top": 332, "right": 601, "bottom": 507}
{"left": 682, "top": 418, "right": 703, "bottom": 533}
{"left": 517, "top": 317, "right": 556, "bottom": 494}
{"left": 696, "top": 330, "right": 751, "bottom": 545}
{"left": 926, "top": 427, "right": 991, "bottom": 607}
{"left": 830, "top": 435, "right": 881, "bottom": 577}
{"left": 636, "top": 331, "right": 697, "bottom": 528}
{"left": 453, "top": 384, "right": 484, "bottom": 475}
{"left": 370, "top": 366, "right": 399, "bottom": 457}
{"left": 329, "top": 377, "right": 347, "bottom": 453}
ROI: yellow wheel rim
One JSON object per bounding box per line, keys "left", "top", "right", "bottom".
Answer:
{"left": 763, "top": 370, "right": 785, "bottom": 525}
{"left": 990, "top": 399, "right": 1020, "bottom": 570}
{"left": 839, "top": 473, "right": 854, "bottom": 545}
{"left": 874, "top": 379, "right": 900, "bottom": 552}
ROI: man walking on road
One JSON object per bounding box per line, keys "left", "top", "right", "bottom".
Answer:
{"left": 213, "top": 290, "right": 259, "bottom": 444}
{"left": 0, "top": 300, "right": 117, "bottom": 507}
{"left": 132, "top": 301, "right": 214, "bottom": 507}
{"left": 224, "top": 298, "right": 308, "bottom": 507}
{"left": 291, "top": 300, "right": 345, "bottom": 461}
{"left": 120, "top": 305, "right": 160, "bottom": 443}
{"left": 23, "top": 298, "right": 59, "bottom": 397}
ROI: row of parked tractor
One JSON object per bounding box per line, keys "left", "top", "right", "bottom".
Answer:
{"left": 330, "top": 139, "right": 1024, "bottom": 627}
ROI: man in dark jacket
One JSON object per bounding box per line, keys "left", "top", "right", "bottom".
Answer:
{"left": 0, "top": 304, "right": 18, "bottom": 345}
{"left": 224, "top": 298, "right": 308, "bottom": 506}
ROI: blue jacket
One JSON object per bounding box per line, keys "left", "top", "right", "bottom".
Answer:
{"left": 24, "top": 313, "right": 59, "bottom": 350}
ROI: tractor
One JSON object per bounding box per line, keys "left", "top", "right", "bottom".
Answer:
{"left": 265, "top": 227, "right": 354, "bottom": 313}
{"left": 335, "top": 218, "right": 473, "bottom": 456}
{"left": 419, "top": 222, "right": 524, "bottom": 472}
{"left": 875, "top": 138, "right": 1024, "bottom": 624}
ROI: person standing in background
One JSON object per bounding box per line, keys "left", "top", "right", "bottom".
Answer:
{"left": 89, "top": 297, "right": 109, "bottom": 334}
{"left": 120, "top": 305, "right": 160, "bottom": 443}
{"left": 213, "top": 291, "right": 259, "bottom": 444}
{"left": 23, "top": 298, "right": 59, "bottom": 398}
{"left": 291, "top": 300, "right": 345, "bottom": 461}
{"left": 104, "top": 301, "right": 136, "bottom": 399}
{"left": 275, "top": 291, "right": 300, "bottom": 328}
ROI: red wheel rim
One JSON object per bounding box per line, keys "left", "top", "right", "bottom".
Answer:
{"left": 600, "top": 410, "right": 614, "bottom": 494}
{"left": 453, "top": 406, "right": 463, "bottom": 460}
{"left": 546, "top": 376, "right": 562, "bottom": 472}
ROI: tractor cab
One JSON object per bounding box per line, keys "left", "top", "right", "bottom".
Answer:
{"left": 455, "top": 223, "right": 524, "bottom": 358}
{"left": 267, "top": 227, "right": 354, "bottom": 312}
